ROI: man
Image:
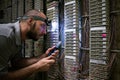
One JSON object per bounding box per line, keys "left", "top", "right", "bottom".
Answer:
{"left": 0, "top": 9, "right": 59, "bottom": 80}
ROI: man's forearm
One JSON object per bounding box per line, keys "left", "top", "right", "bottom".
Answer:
{"left": 12, "top": 53, "right": 47, "bottom": 68}
{"left": 1, "top": 63, "right": 39, "bottom": 80}
{"left": 1, "top": 54, "right": 55, "bottom": 80}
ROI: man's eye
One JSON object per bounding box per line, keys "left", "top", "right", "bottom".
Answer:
{"left": 42, "top": 24, "right": 46, "bottom": 27}
{"left": 41, "top": 24, "right": 46, "bottom": 29}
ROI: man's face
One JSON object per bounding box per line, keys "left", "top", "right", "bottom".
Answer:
{"left": 26, "top": 21, "right": 47, "bottom": 41}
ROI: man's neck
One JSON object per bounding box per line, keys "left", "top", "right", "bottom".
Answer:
{"left": 19, "top": 22, "right": 29, "bottom": 42}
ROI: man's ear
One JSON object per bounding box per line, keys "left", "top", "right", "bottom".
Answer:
{"left": 27, "top": 17, "right": 34, "bottom": 25}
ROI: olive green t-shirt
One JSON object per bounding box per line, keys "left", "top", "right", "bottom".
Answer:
{"left": 0, "top": 21, "right": 22, "bottom": 75}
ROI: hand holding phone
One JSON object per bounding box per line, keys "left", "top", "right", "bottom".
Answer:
{"left": 48, "top": 41, "right": 61, "bottom": 56}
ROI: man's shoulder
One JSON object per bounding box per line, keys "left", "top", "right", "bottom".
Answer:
{"left": 0, "top": 23, "right": 15, "bottom": 38}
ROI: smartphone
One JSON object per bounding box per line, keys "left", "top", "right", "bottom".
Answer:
{"left": 48, "top": 41, "right": 61, "bottom": 56}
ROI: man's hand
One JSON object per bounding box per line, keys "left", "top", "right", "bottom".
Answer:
{"left": 35, "top": 47, "right": 59, "bottom": 71}
{"left": 35, "top": 56, "right": 54, "bottom": 71}
{"left": 45, "top": 46, "right": 59, "bottom": 57}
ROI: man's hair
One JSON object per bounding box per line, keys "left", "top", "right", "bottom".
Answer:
{"left": 19, "top": 9, "right": 50, "bottom": 25}
{"left": 24, "top": 9, "right": 41, "bottom": 17}
{"left": 20, "top": 9, "right": 45, "bottom": 22}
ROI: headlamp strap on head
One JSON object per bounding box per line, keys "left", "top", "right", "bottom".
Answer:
{"left": 32, "top": 16, "right": 46, "bottom": 22}
{"left": 32, "top": 16, "right": 51, "bottom": 26}
{"left": 19, "top": 16, "right": 51, "bottom": 26}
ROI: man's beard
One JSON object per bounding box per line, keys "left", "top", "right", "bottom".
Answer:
{"left": 26, "top": 22, "right": 38, "bottom": 41}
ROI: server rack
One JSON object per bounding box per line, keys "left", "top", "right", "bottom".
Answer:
{"left": 34, "top": 0, "right": 43, "bottom": 11}
{"left": 64, "top": 0, "right": 80, "bottom": 80}
{"left": 46, "top": 1, "right": 59, "bottom": 48}
{"left": 46, "top": 1, "right": 63, "bottom": 80}
{"left": 12, "top": 0, "right": 18, "bottom": 22}
{"left": 18, "top": 0, "right": 24, "bottom": 17}
{"left": 89, "top": 0, "right": 110, "bottom": 79}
